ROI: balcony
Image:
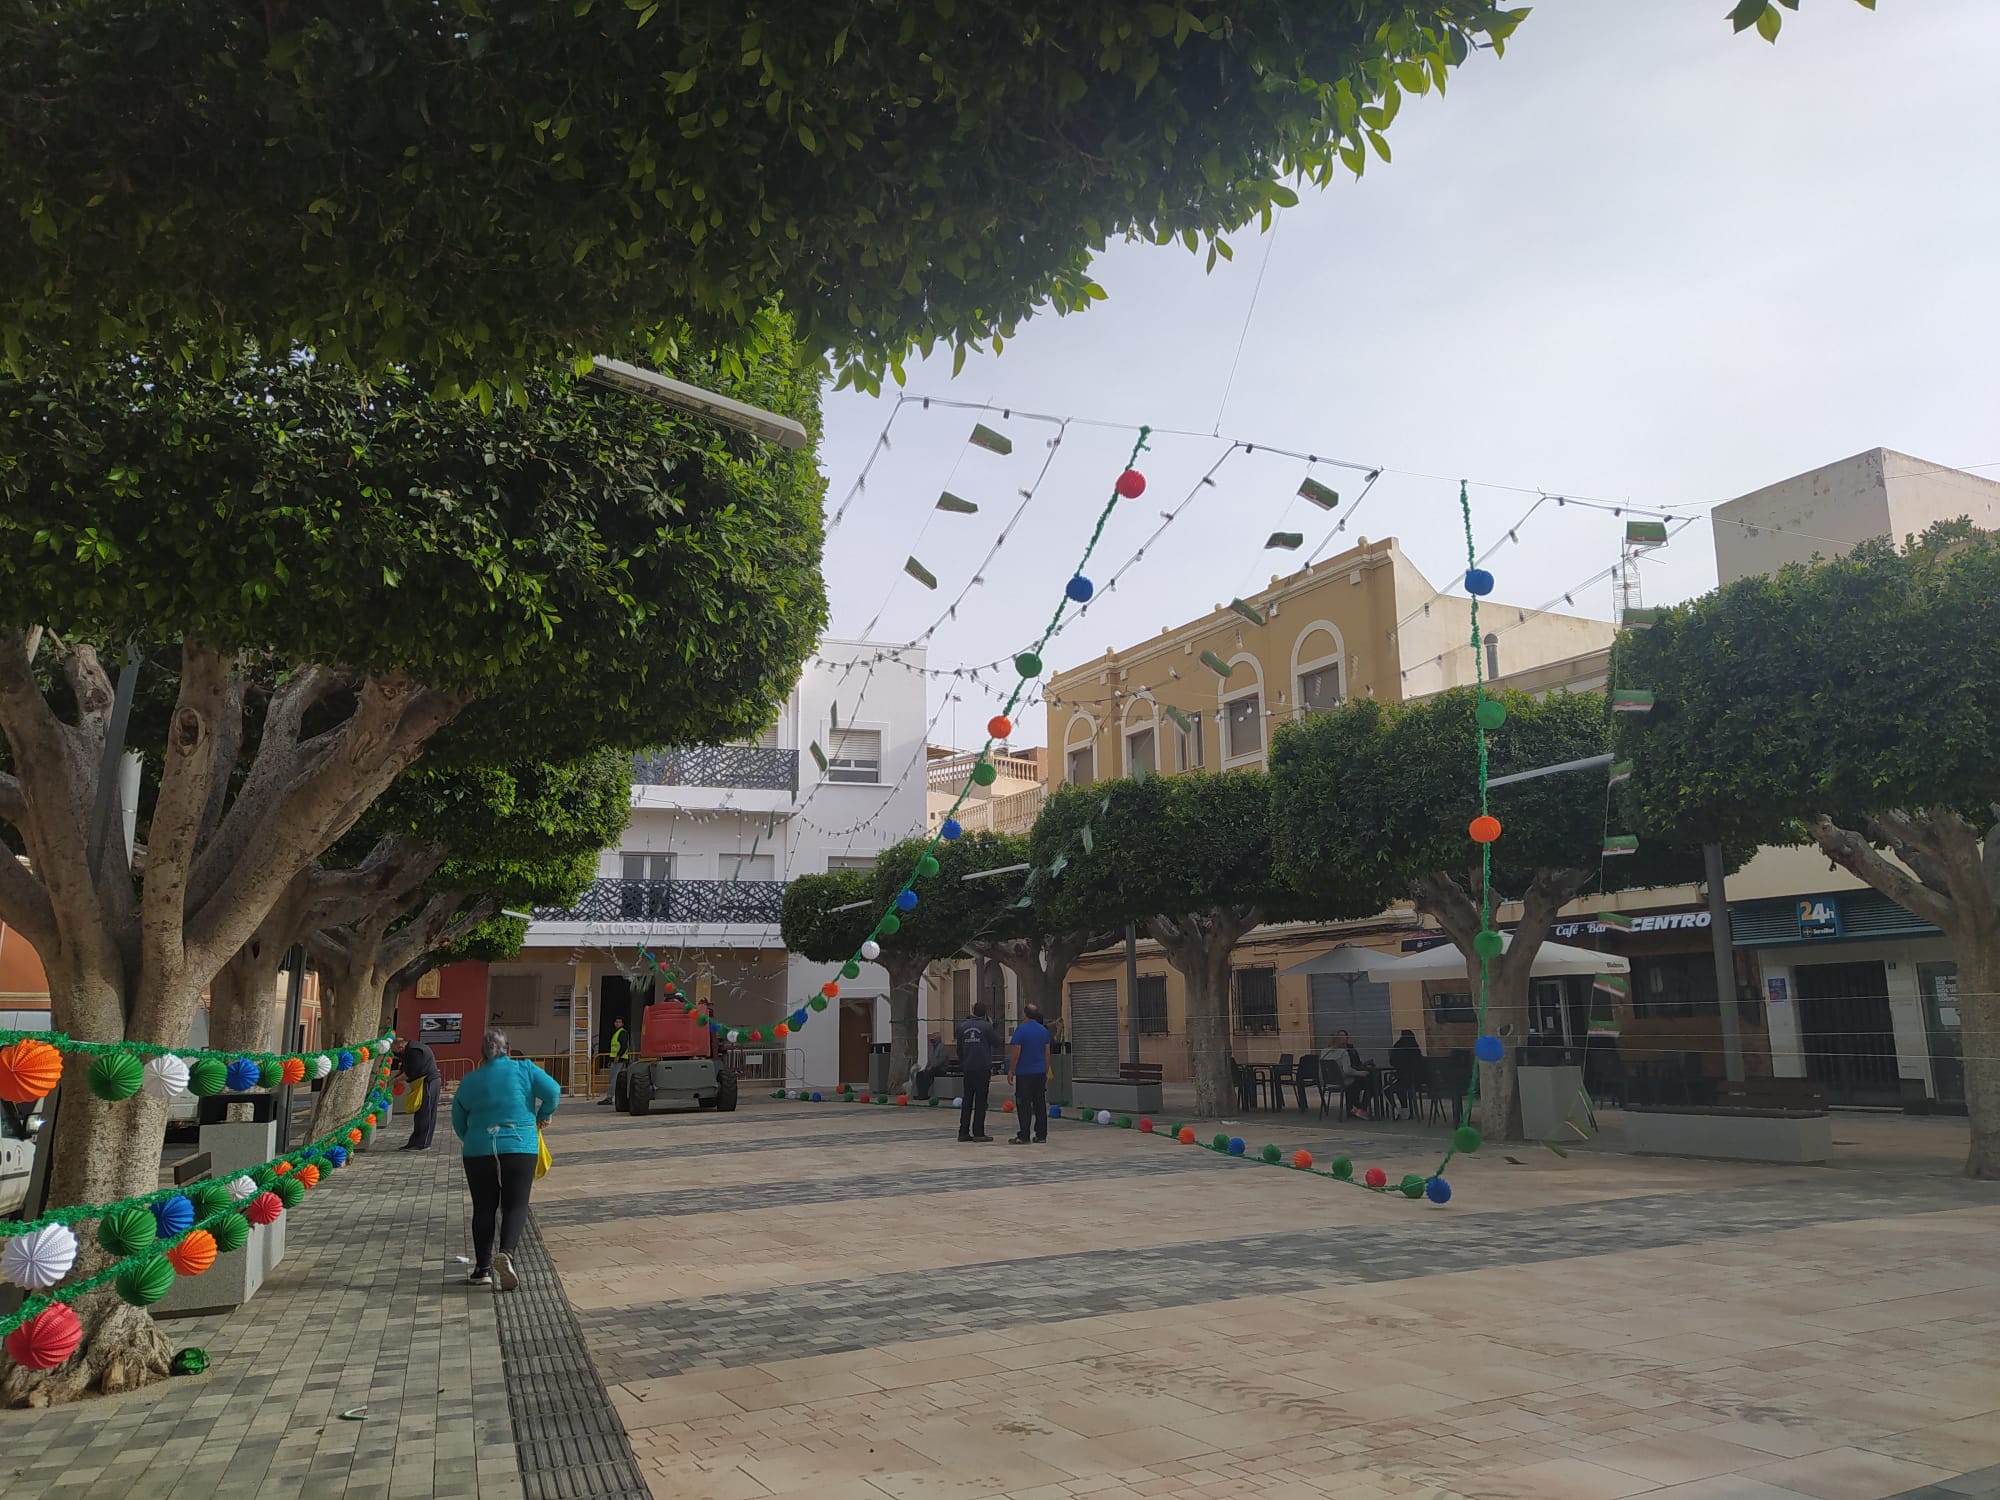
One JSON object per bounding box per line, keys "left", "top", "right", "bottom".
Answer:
{"left": 634, "top": 745, "right": 798, "bottom": 792}
{"left": 532, "top": 878, "right": 786, "bottom": 927}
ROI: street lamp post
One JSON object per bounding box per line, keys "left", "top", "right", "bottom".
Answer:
{"left": 584, "top": 358, "right": 809, "bottom": 450}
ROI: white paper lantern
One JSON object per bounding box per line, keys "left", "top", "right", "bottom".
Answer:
{"left": 1, "top": 1223, "right": 78, "bottom": 1291}
{"left": 312, "top": 1055, "right": 333, "bottom": 1079}
{"left": 142, "top": 1054, "right": 190, "bottom": 1101}
{"left": 227, "top": 1175, "right": 258, "bottom": 1202}
{"left": 1097, "top": 1110, "right": 1113, "bottom": 1125}
{"left": 860, "top": 940, "right": 881, "bottom": 961}
{"left": 953, "top": 1096, "right": 964, "bottom": 1107}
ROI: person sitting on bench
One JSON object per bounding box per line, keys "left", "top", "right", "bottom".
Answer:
{"left": 914, "top": 1031, "right": 948, "bottom": 1099}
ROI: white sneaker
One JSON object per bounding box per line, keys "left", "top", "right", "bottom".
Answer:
{"left": 493, "top": 1251, "right": 520, "bottom": 1291}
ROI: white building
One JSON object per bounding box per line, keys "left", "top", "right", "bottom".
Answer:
{"left": 477, "top": 639, "right": 929, "bottom": 1094}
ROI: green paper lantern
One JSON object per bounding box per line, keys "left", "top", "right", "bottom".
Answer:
{"left": 275, "top": 1175, "right": 305, "bottom": 1209}
{"left": 1211, "top": 1133, "right": 1230, "bottom": 1152}
{"left": 170, "top": 1347, "right": 210, "bottom": 1376}
{"left": 187, "top": 1057, "right": 228, "bottom": 1096}
{"left": 98, "top": 1204, "right": 158, "bottom": 1257}
{"left": 1014, "top": 651, "right": 1043, "bottom": 678}
{"left": 877, "top": 914, "right": 901, "bottom": 935}
{"left": 209, "top": 1212, "right": 251, "bottom": 1254}
{"left": 927, "top": 1097, "right": 940, "bottom": 1108}
{"left": 916, "top": 854, "right": 940, "bottom": 877}
{"left": 1473, "top": 929, "right": 1505, "bottom": 959}
{"left": 840, "top": 961, "right": 859, "bottom": 979}
{"left": 1330, "top": 1156, "right": 1354, "bottom": 1180}
{"left": 1399, "top": 1173, "right": 1427, "bottom": 1199}
{"left": 810, "top": 995, "right": 829, "bottom": 1012}
{"left": 188, "top": 1182, "right": 233, "bottom": 1219}
{"left": 1475, "top": 698, "right": 1507, "bottom": 730}
{"left": 1452, "top": 1125, "right": 1482, "bottom": 1154}
{"left": 1260, "top": 1143, "right": 1281, "bottom": 1163}
{"left": 359, "top": 1123, "right": 375, "bottom": 1142}
{"left": 115, "top": 1254, "right": 177, "bottom": 1307}
{"left": 1115, "top": 1114, "right": 1132, "bottom": 1129}
{"left": 1168, "top": 1123, "right": 1184, "bottom": 1138}
{"left": 257, "top": 1059, "right": 283, "bottom": 1088}
{"left": 87, "top": 1052, "right": 146, "bottom": 1102}
{"left": 969, "top": 761, "right": 997, "bottom": 787}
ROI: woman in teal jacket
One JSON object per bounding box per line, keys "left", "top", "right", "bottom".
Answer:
{"left": 451, "top": 1028, "right": 560, "bottom": 1289}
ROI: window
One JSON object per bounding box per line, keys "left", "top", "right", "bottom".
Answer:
{"left": 951, "top": 967, "right": 972, "bottom": 1022}
{"left": 1297, "top": 662, "right": 1342, "bottom": 715}
{"left": 1177, "top": 712, "right": 1204, "bottom": 771}
{"left": 1225, "top": 693, "right": 1263, "bottom": 759}
{"left": 1484, "top": 633, "right": 1500, "bottom": 681}
{"left": 1126, "top": 727, "right": 1156, "bottom": 776}
{"left": 488, "top": 974, "right": 539, "bottom": 1026}
{"left": 1135, "top": 975, "right": 1169, "bottom": 1036}
{"left": 1429, "top": 989, "right": 1476, "bottom": 1024}
{"left": 825, "top": 728, "right": 881, "bottom": 784}
{"left": 620, "top": 852, "right": 673, "bottom": 882}
{"left": 1066, "top": 744, "right": 1095, "bottom": 785}
{"left": 1234, "top": 967, "right": 1278, "bottom": 1034}
{"left": 826, "top": 854, "right": 876, "bottom": 874}
{"left": 1631, "top": 953, "right": 1720, "bottom": 1019}
{"left": 721, "top": 852, "right": 776, "bottom": 882}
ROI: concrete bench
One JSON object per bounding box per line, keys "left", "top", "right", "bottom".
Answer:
{"left": 1072, "top": 1077, "right": 1164, "bottom": 1114}
{"left": 1606, "top": 1104, "right": 1832, "bottom": 1165}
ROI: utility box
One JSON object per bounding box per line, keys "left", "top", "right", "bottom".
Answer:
{"left": 868, "top": 1042, "right": 892, "bottom": 1096}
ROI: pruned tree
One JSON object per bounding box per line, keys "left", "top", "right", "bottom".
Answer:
{"left": 1615, "top": 526, "right": 2000, "bottom": 1178}
{"left": 0, "top": 335, "right": 822, "bottom": 1401}
{"left": 1271, "top": 688, "right": 1721, "bottom": 1141}
{"left": 0, "top": 4, "right": 1529, "bottom": 389}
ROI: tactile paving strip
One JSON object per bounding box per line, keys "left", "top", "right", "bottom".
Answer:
{"left": 493, "top": 1219, "right": 652, "bottom": 1500}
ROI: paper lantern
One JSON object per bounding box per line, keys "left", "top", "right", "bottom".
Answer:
{"left": 280, "top": 1058, "right": 307, "bottom": 1085}
{"left": 1211, "top": 1133, "right": 1229, "bottom": 1151}
{"left": 1425, "top": 1178, "right": 1452, "bottom": 1204}
{"left": 1, "top": 1224, "right": 78, "bottom": 1290}
{"left": 1474, "top": 1035, "right": 1505, "bottom": 1063}
{"left": 152, "top": 1195, "right": 196, "bottom": 1239}
{"left": 245, "top": 1192, "right": 283, "bottom": 1227}
{"left": 1473, "top": 929, "right": 1505, "bottom": 959}
{"left": 1399, "top": 1174, "right": 1427, "bottom": 1199}
{"left": 1227, "top": 1137, "right": 1246, "bottom": 1156}
{"left": 223, "top": 1176, "right": 256, "bottom": 1203}
{"left": 87, "top": 1052, "right": 145, "bottom": 1101}
{"left": 1014, "top": 651, "right": 1043, "bottom": 678}
{"left": 4, "top": 1303, "right": 82, "bottom": 1370}
{"left": 1331, "top": 1156, "right": 1354, "bottom": 1180}
{"left": 359, "top": 1122, "right": 375, "bottom": 1142}
{"left": 1363, "top": 1167, "right": 1387, "bottom": 1188}
{"left": 256, "top": 1059, "right": 283, "bottom": 1088}
{"left": 1096, "top": 1110, "right": 1111, "bottom": 1125}
{"left": 896, "top": 1094, "right": 908, "bottom": 1106}
{"left": 820, "top": 981, "right": 840, "bottom": 999}
{"left": 187, "top": 1057, "right": 228, "bottom": 1096}
{"left": 1177, "top": 1126, "right": 1196, "bottom": 1144}
{"left": 224, "top": 1058, "right": 261, "bottom": 1091}
{"left": 916, "top": 854, "right": 940, "bottom": 877}
{"left": 166, "top": 1229, "right": 218, "bottom": 1278}
{"left": 1464, "top": 567, "right": 1495, "bottom": 596}
{"left": 1475, "top": 699, "right": 1507, "bottom": 730}
{"left": 857, "top": 1092, "right": 870, "bottom": 1104}
{"left": 790, "top": 1010, "right": 809, "bottom": 1028}
{"left": 1292, "top": 1150, "right": 1314, "bottom": 1170}
{"left": 810, "top": 1092, "right": 823, "bottom": 1102}
{"left": 356, "top": 1047, "right": 371, "bottom": 1063}
{"left": 940, "top": 818, "right": 963, "bottom": 841}
{"left": 1468, "top": 815, "right": 1502, "bottom": 845}
{"left": 187, "top": 1182, "right": 233, "bottom": 1219}
{"left": 1002, "top": 1100, "right": 1015, "bottom": 1113}
{"left": 115, "top": 1255, "right": 177, "bottom": 1307}
{"left": 169, "top": 1347, "right": 209, "bottom": 1376}
{"left": 274, "top": 1176, "right": 304, "bottom": 1209}
{"left": 296, "top": 1164, "right": 320, "bottom": 1190}
{"left": 274, "top": 1159, "right": 293, "bottom": 1175}
{"left": 97, "top": 1205, "right": 157, "bottom": 1257}
{"left": 895, "top": 889, "right": 918, "bottom": 911}
{"left": 0, "top": 1039, "right": 63, "bottom": 1103}
{"left": 839, "top": 959, "right": 859, "bottom": 978}
{"left": 1065, "top": 576, "right": 1094, "bottom": 603}
{"left": 142, "top": 1054, "right": 191, "bottom": 1101}
{"left": 774, "top": 1023, "right": 790, "bottom": 1040}
{"left": 1138, "top": 1118, "right": 1153, "bottom": 1134}
{"left": 391, "top": 1081, "right": 406, "bottom": 1097}
{"left": 1116, "top": 1115, "right": 1132, "bottom": 1129}
{"left": 327, "top": 1145, "right": 348, "bottom": 1167}
{"left": 969, "top": 760, "right": 998, "bottom": 786}
{"left": 209, "top": 1212, "right": 250, "bottom": 1254}
{"left": 860, "top": 940, "right": 881, "bottom": 961}
{"left": 335, "top": 1051, "right": 355, "bottom": 1072}
{"left": 1115, "top": 469, "right": 1147, "bottom": 499}
{"left": 809, "top": 996, "right": 829, "bottom": 1012}
{"left": 312, "top": 1054, "right": 334, "bottom": 1079}
{"left": 1260, "top": 1143, "right": 1281, "bottom": 1163}
{"left": 952, "top": 1096, "right": 963, "bottom": 1107}
{"left": 877, "top": 914, "right": 901, "bottom": 935}
{"left": 1049, "top": 1105, "right": 1062, "bottom": 1119}
{"left": 987, "top": 715, "right": 1012, "bottom": 740}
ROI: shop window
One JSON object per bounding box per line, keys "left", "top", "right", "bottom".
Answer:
{"left": 1631, "top": 952, "right": 1720, "bottom": 1019}
{"left": 1234, "top": 967, "right": 1278, "bottom": 1034}
{"left": 1135, "top": 975, "right": 1169, "bottom": 1036}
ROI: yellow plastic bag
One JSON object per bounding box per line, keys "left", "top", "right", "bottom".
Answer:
{"left": 401, "top": 1077, "right": 425, "bottom": 1115}
{"left": 535, "top": 1128, "right": 552, "bottom": 1179}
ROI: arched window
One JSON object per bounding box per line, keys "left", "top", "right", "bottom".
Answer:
{"left": 1121, "top": 695, "right": 1160, "bottom": 777}
{"left": 1290, "top": 622, "right": 1346, "bottom": 719}
{"left": 1218, "top": 655, "right": 1266, "bottom": 766}
{"left": 1063, "top": 712, "right": 1098, "bottom": 786}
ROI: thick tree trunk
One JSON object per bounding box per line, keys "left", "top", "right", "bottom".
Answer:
{"left": 884, "top": 956, "right": 927, "bottom": 1090}
{"left": 207, "top": 948, "right": 282, "bottom": 1054}
{"left": 1954, "top": 932, "right": 2000, "bottom": 1179}
{"left": 1148, "top": 908, "right": 1260, "bottom": 1121}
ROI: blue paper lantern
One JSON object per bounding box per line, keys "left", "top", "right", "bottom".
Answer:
{"left": 810, "top": 1091, "right": 823, "bottom": 1102}
{"left": 225, "top": 1058, "right": 261, "bottom": 1091}
{"left": 335, "top": 1050, "right": 355, "bottom": 1072}
{"left": 152, "top": 1195, "right": 195, "bottom": 1238}
{"left": 327, "top": 1145, "right": 348, "bottom": 1167}
{"left": 1050, "top": 1105, "right": 1062, "bottom": 1119}
{"left": 1066, "top": 575, "right": 1095, "bottom": 603}
{"left": 790, "top": 1010, "right": 809, "bottom": 1028}
{"left": 896, "top": 889, "right": 918, "bottom": 911}
{"left": 1425, "top": 1177, "right": 1452, "bottom": 1204}
{"left": 1464, "top": 568, "right": 1495, "bottom": 596}
{"left": 940, "top": 818, "right": 962, "bottom": 841}
{"left": 1474, "top": 1034, "right": 1505, "bottom": 1063}
{"left": 1227, "top": 1137, "right": 1246, "bottom": 1156}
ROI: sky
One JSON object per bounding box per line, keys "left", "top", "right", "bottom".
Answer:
{"left": 813, "top": 0, "right": 2000, "bottom": 754}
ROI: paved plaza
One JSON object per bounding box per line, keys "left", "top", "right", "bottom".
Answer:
{"left": 0, "top": 1099, "right": 1995, "bottom": 1500}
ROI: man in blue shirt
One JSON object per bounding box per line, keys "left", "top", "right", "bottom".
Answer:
{"left": 1008, "top": 1004, "right": 1053, "bottom": 1144}
{"left": 953, "top": 1002, "right": 999, "bottom": 1143}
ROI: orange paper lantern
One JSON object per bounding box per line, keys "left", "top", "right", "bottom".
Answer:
{"left": 357, "top": 1047, "right": 371, "bottom": 1062}
{"left": 987, "top": 714, "right": 1012, "bottom": 740}
{"left": 0, "top": 1039, "right": 64, "bottom": 1103}
{"left": 296, "top": 1164, "right": 320, "bottom": 1189}
{"left": 1468, "top": 814, "right": 1502, "bottom": 845}
{"left": 166, "top": 1229, "right": 218, "bottom": 1277}
{"left": 365, "top": 1113, "right": 378, "bottom": 1126}
{"left": 820, "top": 981, "right": 840, "bottom": 999}
{"left": 274, "top": 1161, "right": 292, "bottom": 1176}
{"left": 1292, "top": 1149, "right": 1314, "bottom": 1170}
{"left": 347, "top": 1128, "right": 363, "bottom": 1144}
{"left": 1177, "top": 1126, "right": 1197, "bottom": 1145}
{"left": 773, "top": 1023, "right": 789, "bottom": 1039}
{"left": 280, "top": 1057, "right": 307, "bottom": 1085}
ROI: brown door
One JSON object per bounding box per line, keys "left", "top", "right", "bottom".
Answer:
{"left": 1793, "top": 960, "right": 1898, "bottom": 1106}
{"left": 839, "top": 1001, "right": 872, "bottom": 1087}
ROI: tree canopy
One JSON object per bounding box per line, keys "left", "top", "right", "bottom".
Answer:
{"left": 1614, "top": 527, "right": 2000, "bottom": 1177}
{"left": 0, "top": 2, "right": 1530, "bottom": 388}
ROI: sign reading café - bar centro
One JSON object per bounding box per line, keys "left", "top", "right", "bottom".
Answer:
{"left": 1550, "top": 910, "right": 1711, "bottom": 940}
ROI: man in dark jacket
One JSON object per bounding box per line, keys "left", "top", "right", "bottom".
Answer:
{"left": 393, "top": 1035, "right": 444, "bottom": 1150}
{"left": 953, "top": 1003, "right": 999, "bottom": 1143}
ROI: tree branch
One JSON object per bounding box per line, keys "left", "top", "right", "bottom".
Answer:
{"left": 1861, "top": 809, "right": 1956, "bottom": 896}
{"left": 138, "top": 635, "right": 233, "bottom": 987}
{"left": 196, "top": 672, "right": 249, "bottom": 847}
{"left": 0, "top": 771, "right": 24, "bottom": 829}
{"left": 1809, "top": 815, "right": 1957, "bottom": 931}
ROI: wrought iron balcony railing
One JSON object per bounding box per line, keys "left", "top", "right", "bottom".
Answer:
{"left": 532, "top": 878, "right": 786, "bottom": 926}
{"left": 632, "top": 745, "right": 797, "bottom": 792}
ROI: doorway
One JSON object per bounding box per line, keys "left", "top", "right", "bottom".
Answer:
{"left": 1918, "top": 962, "right": 1964, "bottom": 1109}
{"left": 839, "top": 1000, "right": 873, "bottom": 1087}
{"left": 1792, "top": 960, "right": 1899, "bottom": 1106}
{"left": 1067, "top": 981, "right": 1119, "bottom": 1077}
{"left": 1309, "top": 975, "right": 1393, "bottom": 1058}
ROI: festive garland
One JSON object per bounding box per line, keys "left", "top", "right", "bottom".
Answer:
{"left": 0, "top": 1030, "right": 394, "bottom": 1111}
{"left": 0, "top": 1058, "right": 395, "bottom": 1363}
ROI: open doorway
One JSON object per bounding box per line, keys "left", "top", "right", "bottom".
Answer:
{"left": 1793, "top": 960, "right": 1898, "bottom": 1106}
{"left": 839, "top": 1000, "right": 873, "bottom": 1087}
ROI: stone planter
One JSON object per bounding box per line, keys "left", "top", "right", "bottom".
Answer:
{"left": 152, "top": 1118, "right": 287, "bottom": 1318}
{"left": 1070, "top": 1079, "right": 1164, "bottom": 1114}
{"left": 1603, "top": 1106, "right": 1832, "bottom": 1165}
{"left": 1519, "top": 1064, "right": 1588, "bottom": 1141}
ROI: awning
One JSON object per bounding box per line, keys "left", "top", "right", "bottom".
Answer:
{"left": 1278, "top": 944, "right": 1386, "bottom": 978}
{"left": 1359, "top": 937, "right": 1632, "bottom": 981}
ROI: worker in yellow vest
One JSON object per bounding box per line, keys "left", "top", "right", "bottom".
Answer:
{"left": 598, "top": 1020, "right": 628, "bottom": 1105}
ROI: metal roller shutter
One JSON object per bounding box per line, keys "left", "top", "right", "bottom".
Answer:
{"left": 1068, "top": 980, "right": 1121, "bottom": 1078}
{"left": 1309, "top": 976, "right": 1394, "bottom": 1060}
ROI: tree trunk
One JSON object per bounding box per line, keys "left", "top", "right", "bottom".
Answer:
{"left": 1147, "top": 909, "right": 1259, "bottom": 1121}
{"left": 1954, "top": 929, "right": 2000, "bottom": 1179}
{"left": 884, "top": 956, "right": 926, "bottom": 1090}
{"left": 207, "top": 948, "right": 283, "bottom": 1054}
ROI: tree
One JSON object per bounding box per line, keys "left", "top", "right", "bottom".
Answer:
{"left": 0, "top": 334, "right": 822, "bottom": 1400}
{"left": 1614, "top": 527, "right": 2000, "bottom": 1178}
{"left": 1033, "top": 771, "right": 1341, "bottom": 1118}
{"left": 1271, "top": 688, "right": 1719, "bottom": 1141}
{"left": 0, "top": 3, "right": 1530, "bottom": 389}
{"left": 1725, "top": 0, "right": 1879, "bottom": 46}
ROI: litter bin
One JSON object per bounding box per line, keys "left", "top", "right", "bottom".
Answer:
{"left": 1051, "top": 1041, "right": 1073, "bottom": 1108}
{"left": 867, "top": 1042, "right": 892, "bottom": 1096}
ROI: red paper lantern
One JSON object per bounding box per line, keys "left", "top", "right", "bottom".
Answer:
{"left": 280, "top": 1057, "right": 307, "bottom": 1085}
{"left": 3, "top": 1303, "right": 83, "bottom": 1370}
{"left": 1114, "top": 469, "right": 1147, "bottom": 499}
{"left": 748, "top": 1031, "right": 763, "bottom": 1044}
{"left": 245, "top": 1192, "right": 283, "bottom": 1226}
{"left": 0, "top": 1039, "right": 64, "bottom": 1104}
{"left": 1292, "top": 1150, "right": 1314, "bottom": 1170}
{"left": 896, "top": 1094, "right": 908, "bottom": 1106}
{"left": 1138, "top": 1117, "right": 1154, "bottom": 1134}
{"left": 1177, "top": 1126, "right": 1196, "bottom": 1144}
{"left": 1468, "top": 814, "right": 1502, "bottom": 845}
{"left": 857, "top": 1092, "right": 870, "bottom": 1104}
{"left": 662, "top": 981, "right": 677, "bottom": 995}
{"left": 1002, "top": 1100, "right": 1015, "bottom": 1113}
{"left": 1363, "top": 1167, "right": 1387, "bottom": 1189}
{"left": 166, "top": 1229, "right": 218, "bottom": 1278}
{"left": 392, "top": 1082, "right": 406, "bottom": 1096}
{"left": 296, "top": 1164, "right": 321, "bottom": 1189}
{"left": 987, "top": 715, "right": 1012, "bottom": 740}
{"left": 821, "top": 981, "right": 840, "bottom": 999}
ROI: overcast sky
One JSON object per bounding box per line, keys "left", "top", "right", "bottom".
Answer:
{"left": 814, "top": 0, "right": 2000, "bottom": 753}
